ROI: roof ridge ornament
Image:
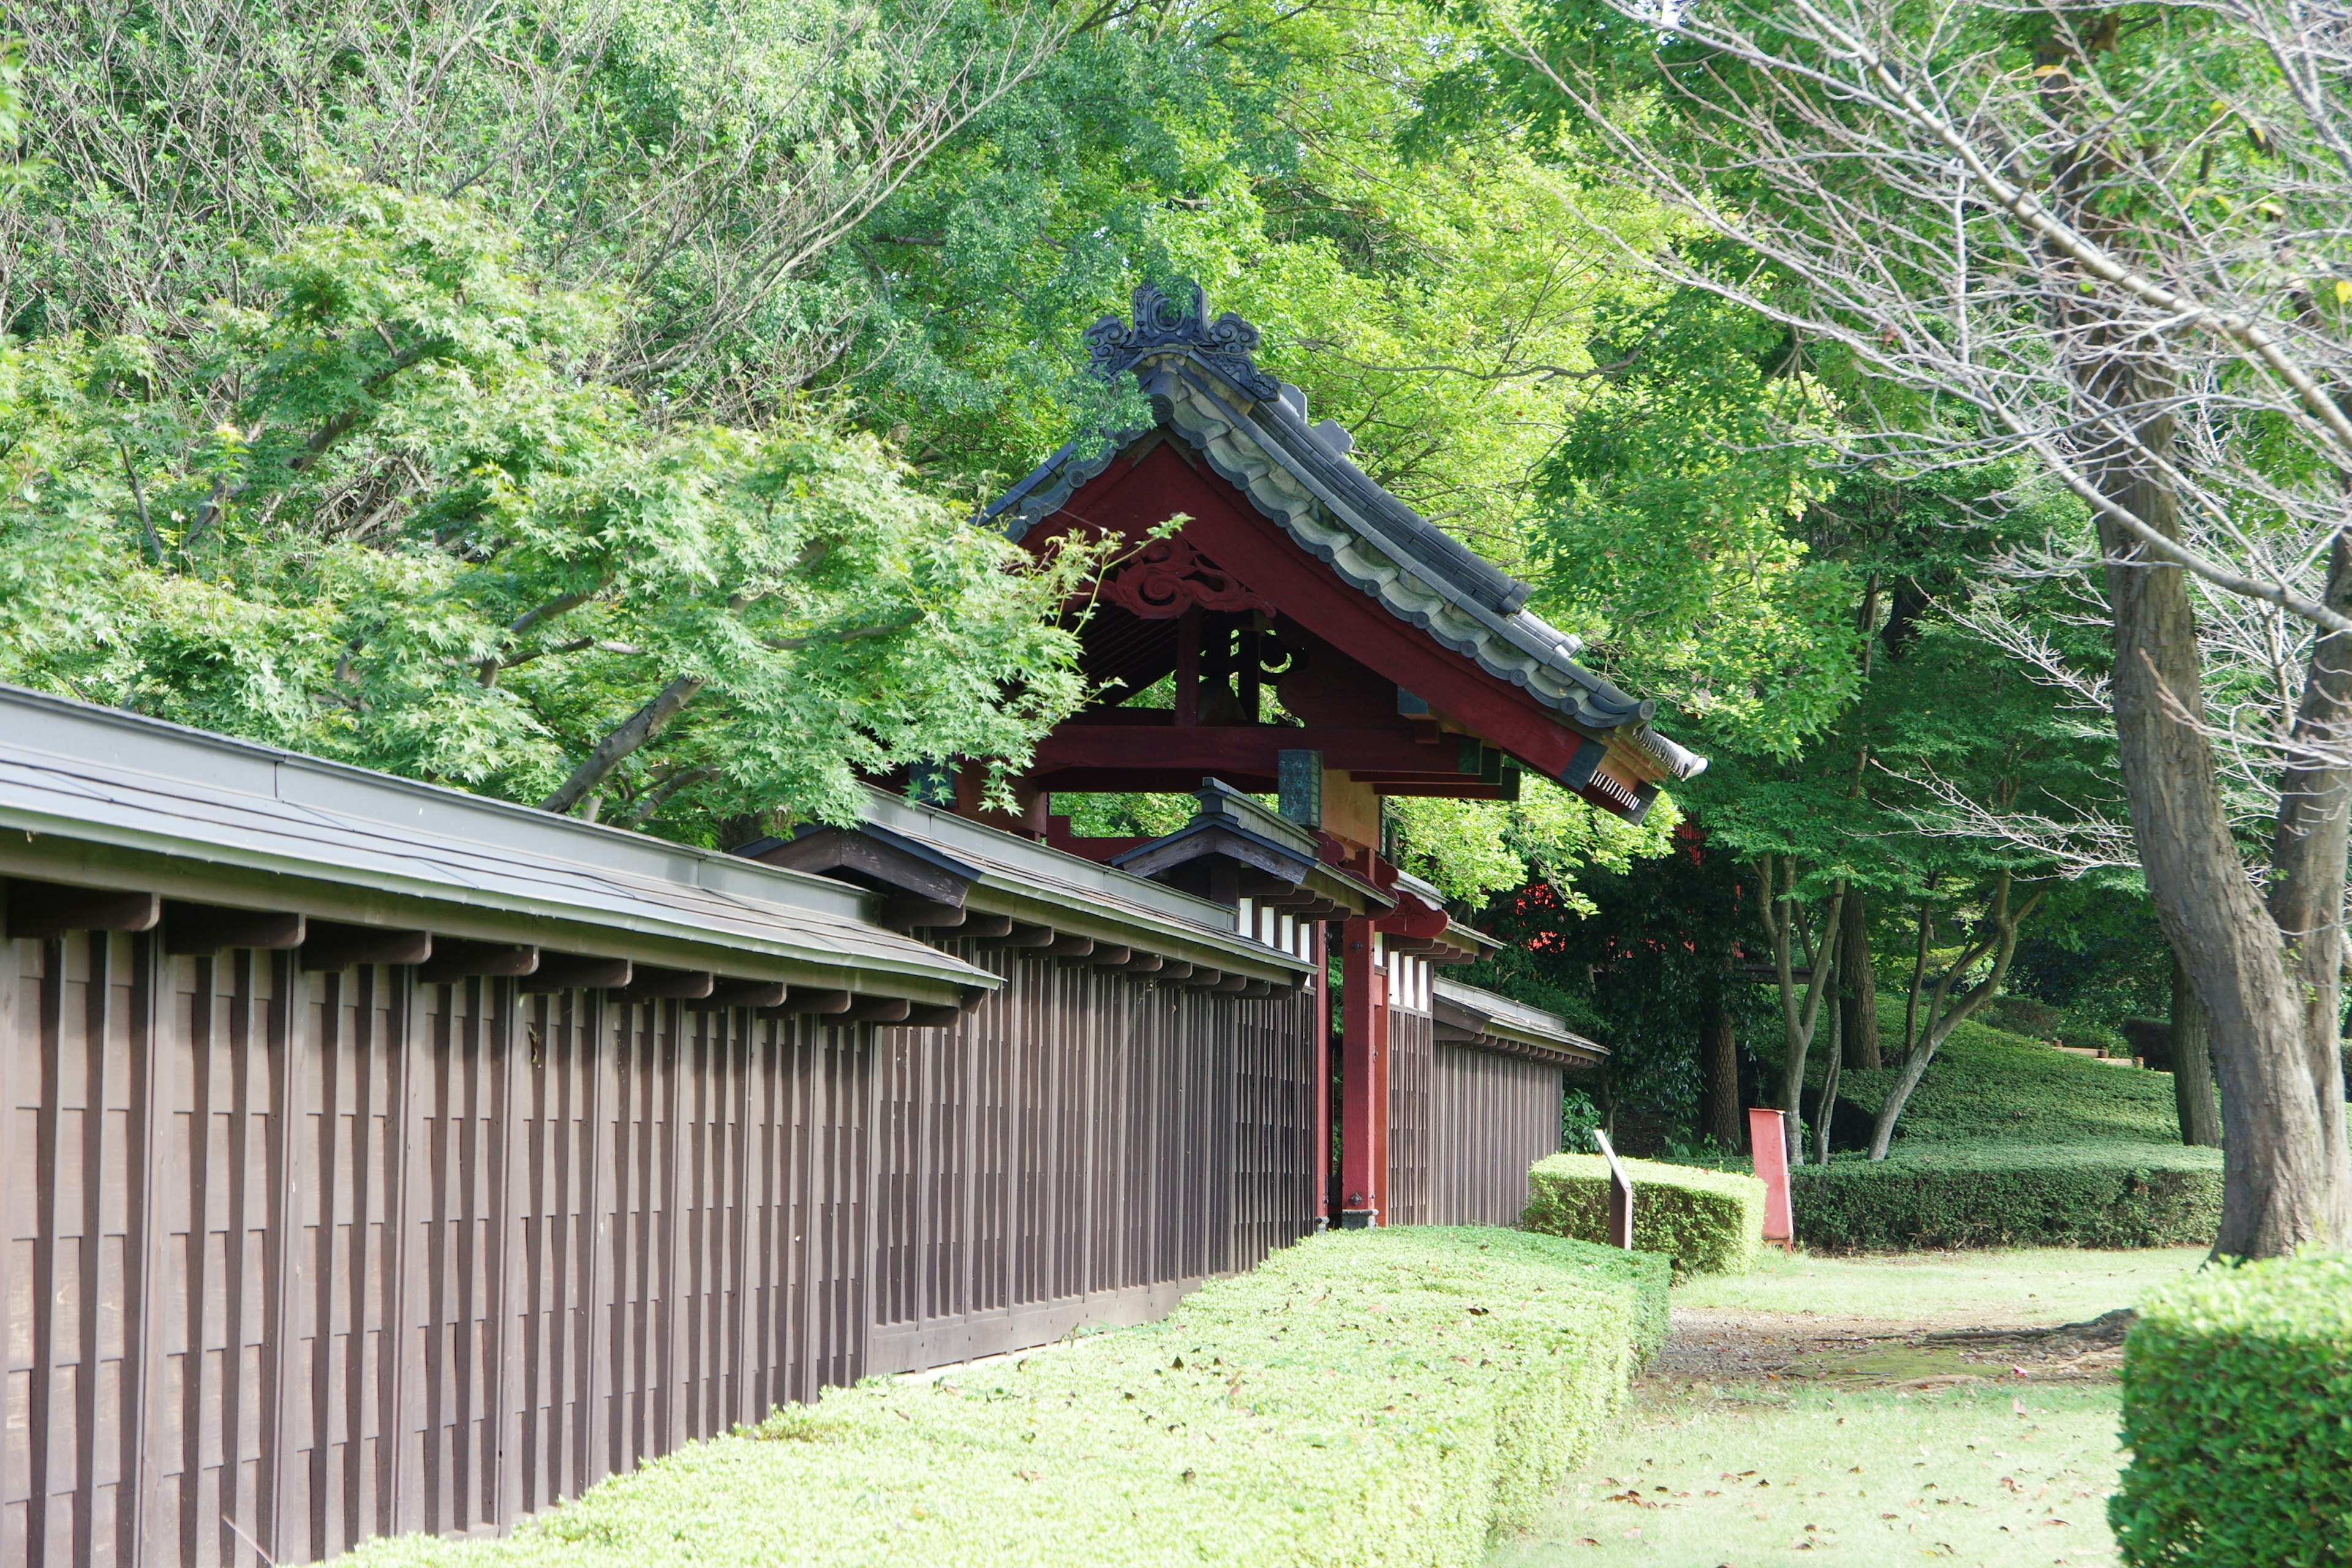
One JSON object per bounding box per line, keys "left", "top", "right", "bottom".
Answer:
{"left": 1086, "top": 282, "right": 1284, "bottom": 404}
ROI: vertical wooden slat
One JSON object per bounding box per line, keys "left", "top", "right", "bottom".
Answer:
{"left": 304, "top": 970, "right": 344, "bottom": 1562}
{"left": 259, "top": 948, "right": 306, "bottom": 1566}
{"left": 176, "top": 956, "right": 217, "bottom": 1568}
{"left": 26, "top": 937, "right": 68, "bottom": 1568}
{"left": 72, "top": 935, "right": 112, "bottom": 1568}
{"left": 579, "top": 993, "right": 612, "bottom": 1493}
{"left": 730, "top": 1017, "right": 758, "bottom": 1428}
{"left": 215, "top": 951, "right": 259, "bottom": 1568}
{"left": 488, "top": 978, "right": 526, "bottom": 1531}
{"left": 379, "top": 966, "right": 419, "bottom": 1542}
{"left": 120, "top": 933, "right": 172, "bottom": 1568}
{"left": 0, "top": 935, "right": 17, "bottom": 1568}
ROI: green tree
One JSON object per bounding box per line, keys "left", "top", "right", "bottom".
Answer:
{"left": 1, "top": 181, "right": 1090, "bottom": 835}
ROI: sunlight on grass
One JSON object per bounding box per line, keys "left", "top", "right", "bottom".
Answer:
{"left": 1492, "top": 1382, "right": 2125, "bottom": 1567}
{"left": 1672, "top": 1246, "right": 2209, "bottom": 1325}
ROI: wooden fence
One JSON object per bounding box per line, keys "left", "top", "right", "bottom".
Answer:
{"left": 0, "top": 927, "right": 1315, "bottom": 1568}
{"left": 1426, "top": 1044, "right": 1562, "bottom": 1226}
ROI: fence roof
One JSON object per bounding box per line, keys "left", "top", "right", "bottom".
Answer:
{"left": 0, "top": 685, "right": 994, "bottom": 993}
{"left": 1433, "top": 976, "right": 1607, "bottom": 1068}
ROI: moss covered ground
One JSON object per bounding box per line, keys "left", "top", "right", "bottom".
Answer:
{"left": 1824, "top": 1009, "right": 2189, "bottom": 1148}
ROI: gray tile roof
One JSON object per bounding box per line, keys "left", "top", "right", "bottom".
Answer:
{"left": 0, "top": 685, "right": 993, "bottom": 993}
{"left": 855, "top": 788, "right": 1314, "bottom": 978}
{"left": 986, "top": 284, "right": 1706, "bottom": 785}
{"left": 1433, "top": 976, "right": 1607, "bottom": 1066}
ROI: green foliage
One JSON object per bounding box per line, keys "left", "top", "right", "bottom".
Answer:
{"left": 1536, "top": 291, "right": 1855, "bottom": 752}
{"left": 1525, "top": 1152, "right": 1765, "bottom": 1277}
{"left": 2113, "top": 1254, "right": 2352, "bottom": 1568}
{"left": 0, "top": 181, "right": 1088, "bottom": 835}
{"left": 1787, "top": 1144, "right": 2223, "bottom": 1253}
{"left": 343, "top": 1227, "right": 1668, "bottom": 1568}
{"left": 1387, "top": 782, "right": 1680, "bottom": 910}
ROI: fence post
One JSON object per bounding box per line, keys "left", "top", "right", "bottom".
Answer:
{"left": 1747, "top": 1107, "right": 1794, "bottom": 1250}
{"left": 1591, "top": 1127, "right": 1635, "bottom": 1250}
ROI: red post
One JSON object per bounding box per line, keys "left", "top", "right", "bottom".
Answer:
{"left": 1371, "top": 951, "right": 1390, "bottom": 1223}
{"left": 1312, "top": 921, "right": 1332, "bottom": 1227}
{"left": 1749, "top": 1107, "right": 1795, "bottom": 1250}
{"left": 1338, "top": 916, "right": 1379, "bottom": 1227}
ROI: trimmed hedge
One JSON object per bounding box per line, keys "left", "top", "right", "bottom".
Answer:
{"left": 1525, "top": 1151, "right": 1765, "bottom": 1275}
{"left": 1787, "top": 1142, "right": 2222, "bottom": 1251}
{"left": 2112, "top": 1254, "right": 2352, "bottom": 1567}
{"left": 346, "top": 1227, "right": 1668, "bottom": 1568}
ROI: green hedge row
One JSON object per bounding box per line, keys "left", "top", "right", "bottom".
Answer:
{"left": 348, "top": 1228, "right": 1669, "bottom": 1568}
{"left": 1524, "top": 1152, "right": 1765, "bottom": 1275}
{"left": 2113, "top": 1253, "right": 2352, "bottom": 1567}
{"left": 1787, "top": 1142, "right": 2222, "bottom": 1251}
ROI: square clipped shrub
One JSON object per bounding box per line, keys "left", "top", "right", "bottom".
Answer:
{"left": 2111, "top": 1253, "right": 2352, "bottom": 1567}
{"left": 343, "top": 1227, "right": 1667, "bottom": 1568}
{"left": 1524, "top": 1152, "right": 1765, "bottom": 1275}
{"left": 1788, "top": 1143, "right": 2222, "bottom": 1251}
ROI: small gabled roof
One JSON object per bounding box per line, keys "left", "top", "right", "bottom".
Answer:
{"left": 1433, "top": 977, "right": 1607, "bottom": 1069}
{"left": 987, "top": 285, "right": 1705, "bottom": 786}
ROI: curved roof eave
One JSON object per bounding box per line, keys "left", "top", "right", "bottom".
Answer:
{"left": 984, "top": 287, "right": 1706, "bottom": 785}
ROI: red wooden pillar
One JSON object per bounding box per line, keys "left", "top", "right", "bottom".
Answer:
{"left": 1313, "top": 921, "right": 1333, "bottom": 1228}
{"left": 1339, "top": 916, "right": 1381, "bottom": 1227}
{"left": 1371, "top": 945, "right": 1390, "bottom": 1224}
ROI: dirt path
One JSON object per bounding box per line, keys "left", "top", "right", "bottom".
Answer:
{"left": 1648, "top": 1303, "right": 2136, "bottom": 1393}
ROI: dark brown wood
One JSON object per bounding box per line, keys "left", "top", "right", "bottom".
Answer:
{"left": 2171, "top": 948, "right": 2223, "bottom": 1148}
{"left": 971, "top": 922, "right": 1055, "bottom": 949}
{"left": 690, "top": 979, "right": 790, "bottom": 1009}
{"left": 418, "top": 940, "right": 540, "bottom": 982}
{"left": 959, "top": 915, "right": 1016, "bottom": 940}
{"left": 884, "top": 895, "right": 967, "bottom": 930}
{"left": 162, "top": 900, "right": 306, "bottom": 953}
{"left": 4, "top": 879, "right": 162, "bottom": 938}
{"left": 1702, "top": 997, "right": 1743, "bottom": 1152}
{"left": 1068, "top": 944, "right": 1131, "bottom": 968}
{"left": 844, "top": 997, "right": 912, "bottom": 1024}
{"left": 301, "top": 921, "right": 432, "bottom": 969}
{"left": 612, "top": 967, "right": 714, "bottom": 1001}
{"left": 522, "top": 954, "right": 634, "bottom": 991}
{"left": 1044, "top": 935, "right": 1095, "bottom": 959}
{"left": 1421, "top": 1042, "right": 1563, "bottom": 1226}
{"left": 0, "top": 885, "right": 1367, "bottom": 1568}
{"left": 761, "top": 989, "right": 852, "bottom": 1016}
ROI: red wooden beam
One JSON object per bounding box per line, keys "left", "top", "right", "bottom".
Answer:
{"left": 1030, "top": 445, "right": 1619, "bottom": 785}
{"left": 1034, "top": 725, "right": 1466, "bottom": 775}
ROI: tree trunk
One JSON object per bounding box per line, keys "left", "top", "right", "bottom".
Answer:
{"left": 1840, "top": 890, "right": 1881, "bottom": 1069}
{"left": 1763, "top": 860, "right": 1844, "bottom": 1169}
{"left": 1701, "top": 995, "right": 1742, "bottom": 1151}
{"left": 2087, "top": 380, "right": 2351, "bottom": 1254}
{"left": 2170, "top": 948, "right": 2222, "bottom": 1149}
{"left": 1814, "top": 997, "right": 1842, "bottom": 1164}
{"left": 1867, "top": 872, "right": 2039, "bottom": 1159}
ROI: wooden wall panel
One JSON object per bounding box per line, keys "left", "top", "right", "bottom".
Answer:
{"left": 1424, "top": 1046, "right": 1563, "bottom": 1227}
{"left": 1384, "top": 1001, "right": 1434, "bottom": 1228}
{"left": 862, "top": 947, "right": 1317, "bottom": 1374}
{"left": 4, "top": 921, "right": 1316, "bottom": 1568}
{"left": 0, "top": 936, "right": 885, "bottom": 1568}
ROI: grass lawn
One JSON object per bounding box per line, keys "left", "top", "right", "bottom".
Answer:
{"left": 1490, "top": 1247, "right": 2209, "bottom": 1568}
{"left": 1828, "top": 1011, "right": 2187, "bottom": 1148}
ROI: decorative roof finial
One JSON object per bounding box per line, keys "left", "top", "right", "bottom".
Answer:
{"left": 1085, "top": 282, "right": 1283, "bottom": 403}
